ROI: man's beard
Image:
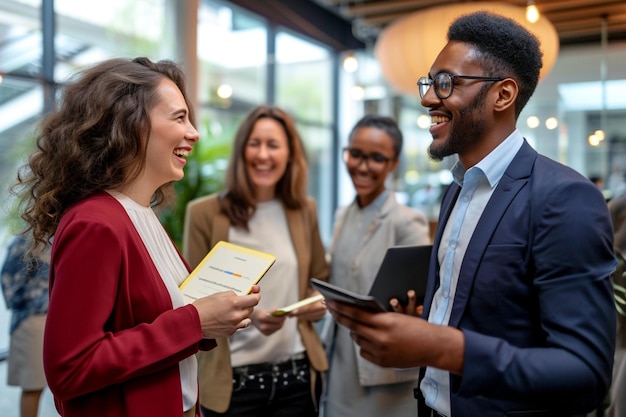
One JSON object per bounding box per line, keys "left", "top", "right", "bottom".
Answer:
{"left": 427, "top": 85, "right": 490, "bottom": 162}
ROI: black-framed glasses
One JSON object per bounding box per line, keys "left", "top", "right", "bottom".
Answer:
{"left": 417, "top": 72, "right": 505, "bottom": 99}
{"left": 342, "top": 147, "right": 394, "bottom": 168}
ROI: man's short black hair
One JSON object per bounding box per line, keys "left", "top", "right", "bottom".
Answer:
{"left": 448, "top": 11, "right": 543, "bottom": 118}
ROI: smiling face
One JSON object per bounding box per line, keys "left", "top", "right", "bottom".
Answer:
{"left": 421, "top": 42, "right": 499, "bottom": 165}
{"left": 244, "top": 117, "right": 290, "bottom": 202}
{"left": 345, "top": 126, "right": 398, "bottom": 207}
{"left": 143, "top": 78, "right": 199, "bottom": 193}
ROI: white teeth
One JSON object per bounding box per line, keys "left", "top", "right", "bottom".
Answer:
{"left": 431, "top": 115, "right": 450, "bottom": 125}
{"left": 354, "top": 175, "right": 372, "bottom": 183}
{"left": 174, "top": 149, "right": 189, "bottom": 157}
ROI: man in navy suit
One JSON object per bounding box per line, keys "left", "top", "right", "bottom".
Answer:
{"left": 326, "top": 11, "right": 617, "bottom": 417}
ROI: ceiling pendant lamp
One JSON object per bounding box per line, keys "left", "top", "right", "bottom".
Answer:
{"left": 374, "top": 2, "right": 559, "bottom": 96}
{"left": 526, "top": 0, "right": 540, "bottom": 23}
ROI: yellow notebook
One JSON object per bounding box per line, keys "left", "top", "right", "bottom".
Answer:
{"left": 179, "top": 241, "right": 276, "bottom": 304}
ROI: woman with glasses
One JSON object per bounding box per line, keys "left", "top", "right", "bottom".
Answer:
{"left": 183, "top": 105, "right": 329, "bottom": 417}
{"left": 322, "top": 114, "right": 430, "bottom": 417}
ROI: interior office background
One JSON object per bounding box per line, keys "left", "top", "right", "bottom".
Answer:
{"left": 1, "top": 0, "right": 626, "bottom": 359}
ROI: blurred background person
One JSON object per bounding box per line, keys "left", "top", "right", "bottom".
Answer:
{"left": 589, "top": 175, "right": 605, "bottom": 190}
{"left": 322, "top": 114, "right": 430, "bottom": 417}
{"left": 1, "top": 234, "right": 49, "bottom": 417}
{"left": 589, "top": 175, "right": 611, "bottom": 202}
{"left": 606, "top": 194, "right": 626, "bottom": 417}
{"left": 184, "top": 105, "right": 329, "bottom": 417}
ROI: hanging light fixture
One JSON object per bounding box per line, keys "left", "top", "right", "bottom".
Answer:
{"left": 599, "top": 16, "right": 608, "bottom": 140}
{"left": 588, "top": 16, "right": 608, "bottom": 146}
{"left": 343, "top": 53, "right": 359, "bottom": 73}
{"left": 526, "top": 0, "right": 540, "bottom": 23}
{"left": 374, "top": 2, "right": 559, "bottom": 96}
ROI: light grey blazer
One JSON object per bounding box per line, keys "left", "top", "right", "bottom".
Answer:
{"left": 327, "top": 192, "right": 431, "bottom": 386}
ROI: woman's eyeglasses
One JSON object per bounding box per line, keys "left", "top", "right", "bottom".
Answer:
{"left": 342, "top": 147, "right": 394, "bottom": 168}
{"left": 417, "top": 72, "right": 505, "bottom": 99}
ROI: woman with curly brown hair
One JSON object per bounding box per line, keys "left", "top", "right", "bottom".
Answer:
{"left": 183, "top": 105, "right": 329, "bottom": 417}
{"left": 12, "top": 57, "right": 260, "bottom": 417}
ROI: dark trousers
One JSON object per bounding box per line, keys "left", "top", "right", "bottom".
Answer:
{"left": 201, "top": 357, "right": 319, "bottom": 417}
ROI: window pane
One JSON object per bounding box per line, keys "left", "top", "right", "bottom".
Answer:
{"left": 297, "top": 123, "right": 333, "bottom": 245}
{"left": 276, "top": 31, "right": 332, "bottom": 124}
{"left": 54, "top": 0, "right": 173, "bottom": 81}
{"left": 198, "top": 0, "right": 267, "bottom": 108}
{"left": 0, "top": 1, "right": 43, "bottom": 352}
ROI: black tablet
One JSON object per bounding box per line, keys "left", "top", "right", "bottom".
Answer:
{"left": 310, "top": 278, "right": 385, "bottom": 312}
{"left": 368, "top": 244, "right": 432, "bottom": 311}
{"left": 311, "top": 244, "right": 432, "bottom": 313}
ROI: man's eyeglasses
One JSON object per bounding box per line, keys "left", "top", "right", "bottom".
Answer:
{"left": 417, "top": 72, "right": 505, "bottom": 99}
{"left": 343, "top": 147, "right": 394, "bottom": 168}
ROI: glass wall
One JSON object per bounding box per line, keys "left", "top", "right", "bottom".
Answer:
{"left": 191, "top": 0, "right": 337, "bottom": 244}
{"left": 198, "top": 1, "right": 267, "bottom": 108}
{"left": 0, "top": 0, "right": 43, "bottom": 215}
{"left": 0, "top": 0, "right": 177, "bottom": 360}
{"left": 0, "top": 1, "right": 46, "bottom": 358}
{"left": 275, "top": 30, "right": 335, "bottom": 242}
{"left": 0, "top": 0, "right": 179, "bottom": 229}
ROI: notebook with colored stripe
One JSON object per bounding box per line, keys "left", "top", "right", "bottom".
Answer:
{"left": 179, "top": 241, "right": 276, "bottom": 304}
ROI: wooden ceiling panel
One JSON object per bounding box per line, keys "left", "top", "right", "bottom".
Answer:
{"left": 314, "top": 0, "right": 626, "bottom": 46}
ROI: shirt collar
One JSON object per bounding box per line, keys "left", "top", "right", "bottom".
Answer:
{"left": 451, "top": 129, "right": 524, "bottom": 188}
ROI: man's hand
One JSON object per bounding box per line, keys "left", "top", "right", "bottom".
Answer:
{"left": 389, "top": 289, "right": 423, "bottom": 316}
{"left": 325, "top": 298, "right": 464, "bottom": 374}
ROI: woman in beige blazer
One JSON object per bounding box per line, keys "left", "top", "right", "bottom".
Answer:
{"left": 183, "top": 105, "right": 329, "bottom": 417}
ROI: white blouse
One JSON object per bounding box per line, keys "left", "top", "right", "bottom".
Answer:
{"left": 107, "top": 190, "right": 197, "bottom": 413}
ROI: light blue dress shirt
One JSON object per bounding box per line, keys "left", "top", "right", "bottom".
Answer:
{"left": 420, "top": 130, "right": 524, "bottom": 416}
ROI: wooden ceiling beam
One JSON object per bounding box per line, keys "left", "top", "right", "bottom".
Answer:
{"left": 536, "top": 0, "right": 625, "bottom": 14}
{"left": 547, "top": 5, "right": 626, "bottom": 23}
{"left": 344, "top": 0, "right": 454, "bottom": 16}
{"left": 310, "top": 0, "right": 626, "bottom": 45}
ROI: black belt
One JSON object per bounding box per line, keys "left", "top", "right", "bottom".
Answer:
{"left": 428, "top": 408, "right": 583, "bottom": 417}
{"left": 233, "top": 354, "right": 308, "bottom": 376}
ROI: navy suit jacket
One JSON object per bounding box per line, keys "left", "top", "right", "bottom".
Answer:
{"left": 418, "top": 141, "right": 617, "bottom": 417}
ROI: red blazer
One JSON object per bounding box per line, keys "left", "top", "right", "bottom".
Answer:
{"left": 44, "top": 192, "right": 215, "bottom": 417}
